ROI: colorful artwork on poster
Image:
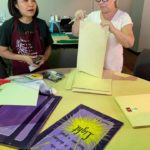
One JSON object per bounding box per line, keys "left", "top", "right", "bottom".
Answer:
{"left": 31, "top": 105, "right": 123, "bottom": 150}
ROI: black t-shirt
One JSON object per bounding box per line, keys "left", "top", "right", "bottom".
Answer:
{"left": 0, "top": 17, "right": 53, "bottom": 48}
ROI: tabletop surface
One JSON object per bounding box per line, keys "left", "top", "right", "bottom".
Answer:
{"left": 1, "top": 69, "right": 150, "bottom": 150}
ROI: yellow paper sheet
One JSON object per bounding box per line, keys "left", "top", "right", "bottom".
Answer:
{"left": 0, "top": 82, "right": 39, "bottom": 106}
{"left": 72, "top": 71, "right": 112, "bottom": 95}
{"left": 65, "top": 69, "right": 77, "bottom": 90}
{"left": 77, "top": 21, "right": 109, "bottom": 78}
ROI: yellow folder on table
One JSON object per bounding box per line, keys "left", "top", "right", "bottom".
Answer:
{"left": 115, "top": 94, "right": 150, "bottom": 128}
{"left": 77, "top": 21, "right": 109, "bottom": 78}
{"left": 0, "top": 82, "right": 39, "bottom": 106}
{"left": 72, "top": 71, "right": 112, "bottom": 95}
{"left": 66, "top": 69, "right": 112, "bottom": 95}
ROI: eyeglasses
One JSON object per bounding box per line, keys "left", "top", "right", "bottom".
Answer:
{"left": 95, "top": 0, "right": 109, "bottom": 3}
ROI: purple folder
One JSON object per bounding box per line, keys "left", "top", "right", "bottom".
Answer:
{"left": 0, "top": 94, "right": 61, "bottom": 149}
{"left": 31, "top": 104, "right": 123, "bottom": 150}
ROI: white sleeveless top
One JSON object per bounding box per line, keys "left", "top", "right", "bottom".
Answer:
{"left": 85, "top": 10, "right": 133, "bottom": 72}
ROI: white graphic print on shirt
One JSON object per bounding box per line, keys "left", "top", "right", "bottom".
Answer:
{"left": 16, "top": 38, "right": 37, "bottom": 55}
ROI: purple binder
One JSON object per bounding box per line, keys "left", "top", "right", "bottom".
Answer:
{"left": 0, "top": 94, "right": 61, "bottom": 149}
{"left": 31, "top": 104, "right": 123, "bottom": 150}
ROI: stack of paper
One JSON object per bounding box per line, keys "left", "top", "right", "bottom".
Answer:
{"left": 77, "top": 21, "right": 109, "bottom": 78}
{"left": 66, "top": 69, "right": 112, "bottom": 95}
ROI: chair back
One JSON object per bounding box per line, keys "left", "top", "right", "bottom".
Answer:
{"left": 133, "top": 49, "right": 150, "bottom": 81}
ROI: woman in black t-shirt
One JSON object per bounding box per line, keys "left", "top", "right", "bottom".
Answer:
{"left": 0, "top": 0, "right": 53, "bottom": 75}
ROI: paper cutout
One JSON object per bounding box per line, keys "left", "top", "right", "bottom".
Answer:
{"left": 77, "top": 21, "right": 109, "bottom": 78}
{"left": 0, "top": 95, "right": 61, "bottom": 149}
{"left": 0, "top": 82, "right": 39, "bottom": 106}
{"left": 31, "top": 104, "right": 123, "bottom": 150}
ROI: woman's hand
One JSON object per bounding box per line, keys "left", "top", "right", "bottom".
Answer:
{"left": 37, "top": 55, "right": 46, "bottom": 66}
{"left": 101, "top": 20, "right": 115, "bottom": 32}
{"left": 72, "top": 10, "right": 86, "bottom": 36}
{"left": 100, "top": 12, "right": 115, "bottom": 32}
{"left": 74, "top": 9, "right": 86, "bottom": 20}
{"left": 22, "top": 55, "right": 39, "bottom": 67}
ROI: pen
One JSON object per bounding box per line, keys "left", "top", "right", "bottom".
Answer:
{"left": 68, "top": 14, "right": 87, "bottom": 24}
{"left": 68, "top": 18, "right": 76, "bottom": 24}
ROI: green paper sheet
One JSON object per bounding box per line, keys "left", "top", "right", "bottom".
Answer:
{"left": 0, "top": 82, "right": 39, "bottom": 106}
{"left": 77, "top": 21, "right": 109, "bottom": 78}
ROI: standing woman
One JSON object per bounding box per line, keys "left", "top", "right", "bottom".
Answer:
{"left": 0, "top": 0, "right": 53, "bottom": 75}
{"left": 72, "top": 0, "right": 134, "bottom": 72}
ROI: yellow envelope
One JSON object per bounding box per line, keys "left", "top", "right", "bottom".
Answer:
{"left": 77, "top": 21, "right": 109, "bottom": 78}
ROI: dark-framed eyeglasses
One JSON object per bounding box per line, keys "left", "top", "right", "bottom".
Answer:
{"left": 95, "top": 0, "right": 109, "bottom": 3}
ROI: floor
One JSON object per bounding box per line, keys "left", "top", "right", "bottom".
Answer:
{"left": 122, "top": 48, "right": 139, "bottom": 74}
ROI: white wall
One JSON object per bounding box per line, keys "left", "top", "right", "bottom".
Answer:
{"left": 138, "top": 0, "right": 150, "bottom": 51}
{"left": 37, "top": 0, "right": 92, "bottom": 22}
{"left": 0, "top": 0, "right": 11, "bottom": 19}
{"left": 0, "top": 0, "right": 132, "bottom": 23}
{"left": 118, "top": 0, "right": 132, "bottom": 13}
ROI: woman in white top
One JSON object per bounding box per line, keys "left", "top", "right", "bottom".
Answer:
{"left": 72, "top": 0, "right": 134, "bottom": 72}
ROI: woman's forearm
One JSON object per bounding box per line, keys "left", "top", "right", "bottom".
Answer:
{"left": 43, "top": 46, "right": 52, "bottom": 61}
{"left": 0, "top": 46, "right": 24, "bottom": 61}
{"left": 72, "top": 20, "right": 80, "bottom": 37}
{"left": 111, "top": 24, "right": 135, "bottom": 48}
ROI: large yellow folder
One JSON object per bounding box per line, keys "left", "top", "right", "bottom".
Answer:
{"left": 77, "top": 21, "right": 109, "bottom": 78}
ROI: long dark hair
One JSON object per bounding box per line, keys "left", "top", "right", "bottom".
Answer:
{"left": 8, "top": 0, "right": 39, "bottom": 18}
